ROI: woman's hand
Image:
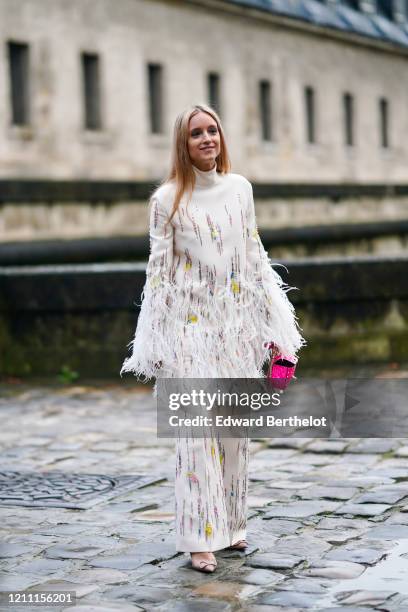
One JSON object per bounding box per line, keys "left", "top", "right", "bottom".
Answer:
{"left": 271, "top": 345, "right": 280, "bottom": 358}
{"left": 263, "top": 341, "right": 280, "bottom": 358}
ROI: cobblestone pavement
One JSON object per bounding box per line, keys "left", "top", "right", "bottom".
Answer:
{"left": 1, "top": 377, "right": 408, "bottom": 611}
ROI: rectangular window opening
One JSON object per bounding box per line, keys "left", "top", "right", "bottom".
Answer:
{"left": 343, "top": 0, "right": 360, "bottom": 10}
{"left": 8, "top": 41, "right": 30, "bottom": 126}
{"left": 259, "top": 80, "right": 272, "bottom": 142}
{"left": 148, "top": 63, "right": 163, "bottom": 134}
{"left": 379, "top": 97, "right": 389, "bottom": 148}
{"left": 207, "top": 72, "right": 221, "bottom": 117}
{"left": 377, "top": 0, "right": 394, "bottom": 20}
{"left": 343, "top": 92, "right": 354, "bottom": 146}
{"left": 304, "top": 85, "right": 316, "bottom": 144}
{"left": 81, "top": 52, "right": 102, "bottom": 130}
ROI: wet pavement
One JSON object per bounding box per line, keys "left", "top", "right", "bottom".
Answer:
{"left": 1, "top": 377, "right": 408, "bottom": 611}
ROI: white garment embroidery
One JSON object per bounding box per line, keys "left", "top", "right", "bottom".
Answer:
{"left": 120, "top": 165, "right": 307, "bottom": 388}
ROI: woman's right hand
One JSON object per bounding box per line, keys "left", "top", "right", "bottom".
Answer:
{"left": 264, "top": 341, "right": 280, "bottom": 357}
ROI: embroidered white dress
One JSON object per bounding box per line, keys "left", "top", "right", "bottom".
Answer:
{"left": 120, "top": 165, "right": 307, "bottom": 390}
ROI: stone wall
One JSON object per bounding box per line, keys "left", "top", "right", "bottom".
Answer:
{"left": 1, "top": 193, "right": 407, "bottom": 244}
{"left": 1, "top": 257, "right": 407, "bottom": 378}
{"left": 1, "top": 0, "right": 408, "bottom": 183}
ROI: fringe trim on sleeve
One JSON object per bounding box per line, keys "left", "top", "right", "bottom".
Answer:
{"left": 120, "top": 265, "right": 307, "bottom": 387}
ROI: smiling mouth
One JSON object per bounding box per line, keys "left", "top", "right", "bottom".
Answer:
{"left": 201, "top": 147, "right": 215, "bottom": 151}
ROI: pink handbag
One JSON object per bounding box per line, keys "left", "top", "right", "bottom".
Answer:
{"left": 265, "top": 342, "right": 298, "bottom": 391}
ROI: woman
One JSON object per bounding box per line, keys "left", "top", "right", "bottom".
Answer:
{"left": 120, "top": 104, "right": 306, "bottom": 572}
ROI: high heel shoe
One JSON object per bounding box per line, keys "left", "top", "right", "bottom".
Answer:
{"left": 190, "top": 553, "right": 218, "bottom": 573}
{"left": 227, "top": 539, "right": 248, "bottom": 550}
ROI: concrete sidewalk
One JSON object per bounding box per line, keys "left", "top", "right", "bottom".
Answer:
{"left": 1, "top": 379, "right": 408, "bottom": 611}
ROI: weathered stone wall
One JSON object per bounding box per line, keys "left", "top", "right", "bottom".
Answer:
{"left": 1, "top": 0, "right": 408, "bottom": 183}
{"left": 1, "top": 257, "right": 407, "bottom": 378}
{"left": 1, "top": 196, "right": 407, "bottom": 243}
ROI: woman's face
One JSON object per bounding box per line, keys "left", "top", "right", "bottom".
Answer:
{"left": 187, "top": 111, "right": 221, "bottom": 171}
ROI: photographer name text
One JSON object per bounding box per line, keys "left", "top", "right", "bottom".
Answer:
{"left": 168, "top": 415, "right": 327, "bottom": 427}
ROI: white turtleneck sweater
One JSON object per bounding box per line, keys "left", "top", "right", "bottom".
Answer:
{"left": 120, "top": 164, "right": 307, "bottom": 385}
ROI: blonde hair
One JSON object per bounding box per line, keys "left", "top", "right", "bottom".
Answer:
{"left": 153, "top": 104, "right": 231, "bottom": 229}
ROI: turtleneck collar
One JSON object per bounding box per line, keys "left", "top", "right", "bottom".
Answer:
{"left": 192, "top": 163, "right": 222, "bottom": 188}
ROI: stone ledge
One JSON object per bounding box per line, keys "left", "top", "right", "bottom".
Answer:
{"left": 2, "top": 179, "right": 408, "bottom": 203}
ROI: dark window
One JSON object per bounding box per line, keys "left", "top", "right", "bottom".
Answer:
{"left": 259, "top": 80, "right": 272, "bottom": 141}
{"left": 343, "top": 92, "right": 354, "bottom": 146}
{"left": 343, "top": 0, "right": 360, "bottom": 9}
{"left": 377, "top": 0, "right": 393, "bottom": 19}
{"left": 379, "top": 97, "right": 389, "bottom": 148}
{"left": 207, "top": 72, "right": 221, "bottom": 117}
{"left": 148, "top": 63, "right": 163, "bottom": 134}
{"left": 8, "top": 41, "right": 30, "bottom": 126}
{"left": 304, "top": 86, "right": 316, "bottom": 144}
{"left": 81, "top": 53, "right": 102, "bottom": 130}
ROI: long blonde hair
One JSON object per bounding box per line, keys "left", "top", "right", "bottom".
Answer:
{"left": 153, "top": 104, "right": 231, "bottom": 230}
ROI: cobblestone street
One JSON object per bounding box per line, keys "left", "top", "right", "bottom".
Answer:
{"left": 1, "top": 379, "right": 408, "bottom": 611}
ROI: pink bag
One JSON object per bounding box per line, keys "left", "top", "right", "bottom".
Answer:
{"left": 265, "top": 342, "right": 298, "bottom": 391}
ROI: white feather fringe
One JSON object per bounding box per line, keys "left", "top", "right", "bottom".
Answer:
{"left": 120, "top": 260, "right": 307, "bottom": 393}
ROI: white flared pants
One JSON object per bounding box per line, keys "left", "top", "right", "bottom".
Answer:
{"left": 175, "top": 428, "right": 250, "bottom": 552}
